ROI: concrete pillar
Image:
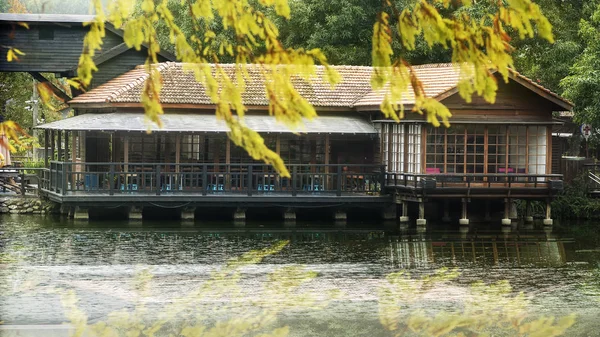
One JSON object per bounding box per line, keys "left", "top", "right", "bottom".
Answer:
{"left": 399, "top": 201, "right": 409, "bottom": 223}
{"left": 283, "top": 208, "right": 296, "bottom": 227}
{"left": 442, "top": 199, "right": 451, "bottom": 223}
{"left": 381, "top": 204, "right": 396, "bottom": 221}
{"left": 60, "top": 204, "right": 71, "bottom": 217}
{"left": 459, "top": 198, "right": 469, "bottom": 226}
{"left": 129, "top": 206, "right": 143, "bottom": 222}
{"left": 181, "top": 207, "right": 195, "bottom": 225}
{"left": 334, "top": 210, "right": 347, "bottom": 225}
{"left": 543, "top": 199, "right": 553, "bottom": 226}
{"left": 234, "top": 208, "right": 246, "bottom": 227}
{"left": 73, "top": 206, "right": 89, "bottom": 221}
{"left": 484, "top": 200, "right": 492, "bottom": 222}
{"left": 416, "top": 201, "right": 426, "bottom": 226}
{"left": 509, "top": 200, "right": 518, "bottom": 220}
{"left": 501, "top": 199, "right": 511, "bottom": 226}
{"left": 524, "top": 200, "right": 534, "bottom": 223}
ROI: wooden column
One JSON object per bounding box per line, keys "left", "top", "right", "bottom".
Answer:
{"left": 50, "top": 130, "right": 55, "bottom": 162}
{"left": 421, "top": 125, "right": 427, "bottom": 174}
{"left": 546, "top": 125, "right": 552, "bottom": 175}
{"left": 124, "top": 135, "right": 129, "bottom": 185}
{"left": 175, "top": 134, "right": 181, "bottom": 171}
{"left": 57, "top": 130, "right": 62, "bottom": 162}
{"left": 483, "top": 126, "right": 488, "bottom": 175}
{"left": 225, "top": 138, "right": 231, "bottom": 190}
{"left": 44, "top": 129, "right": 49, "bottom": 167}
{"left": 325, "top": 134, "right": 330, "bottom": 189}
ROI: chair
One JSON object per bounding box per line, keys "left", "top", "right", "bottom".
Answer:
{"left": 84, "top": 174, "right": 99, "bottom": 191}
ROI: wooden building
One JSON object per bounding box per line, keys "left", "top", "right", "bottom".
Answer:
{"left": 35, "top": 62, "right": 572, "bottom": 224}
{"left": 0, "top": 13, "right": 174, "bottom": 99}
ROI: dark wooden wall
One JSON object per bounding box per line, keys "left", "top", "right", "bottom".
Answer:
{"left": 0, "top": 24, "right": 122, "bottom": 74}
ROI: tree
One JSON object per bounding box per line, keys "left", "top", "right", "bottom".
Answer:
{"left": 6, "top": 0, "right": 555, "bottom": 176}
{"left": 561, "top": 1, "right": 600, "bottom": 135}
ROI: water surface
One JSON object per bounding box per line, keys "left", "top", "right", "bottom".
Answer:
{"left": 0, "top": 216, "right": 598, "bottom": 336}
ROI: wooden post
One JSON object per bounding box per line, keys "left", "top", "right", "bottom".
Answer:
{"left": 57, "top": 130, "right": 62, "bottom": 162}
{"left": 175, "top": 134, "right": 180, "bottom": 188}
{"left": 124, "top": 135, "right": 129, "bottom": 186}
{"left": 225, "top": 138, "right": 231, "bottom": 190}
{"left": 44, "top": 129, "right": 49, "bottom": 167}
{"left": 325, "top": 134, "right": 330, "bottom": 189}
{"left": 50, "top": 130, "right": 55, "bottom": 162}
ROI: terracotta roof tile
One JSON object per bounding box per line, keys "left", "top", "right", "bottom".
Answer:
{"left": 69, "top": 62, "right": 572, "bottom": 110}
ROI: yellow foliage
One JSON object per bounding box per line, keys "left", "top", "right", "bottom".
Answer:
{"left": 0, "top": 0, "right": 548, "bottom": 176}
{"left": 0, "top": 120, "right": 29, "bottom": 153}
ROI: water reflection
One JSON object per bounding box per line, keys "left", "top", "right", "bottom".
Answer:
{"left": 0, "top": 216, "right": 598, "bottom": 336}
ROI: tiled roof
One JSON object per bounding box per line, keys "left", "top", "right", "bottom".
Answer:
{"left": 69, "top": 62, "right": 572, "bottom": 110}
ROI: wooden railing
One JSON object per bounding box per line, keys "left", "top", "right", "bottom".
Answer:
{"left": 385, "top": 172, "right": 564, "bottom": 191}
{"left": 0, "top": 167, "right": 49, "bottom": 196}
{"left": 43, "top": 162, "right": 386, "bottom": 197}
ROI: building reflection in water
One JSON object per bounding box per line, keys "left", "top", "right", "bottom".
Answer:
{"left": 389, "top": 226, "right": 568, "bottom": 269}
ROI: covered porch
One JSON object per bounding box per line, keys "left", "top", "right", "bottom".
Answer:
{"left": 36, "top": 112, "right": 386, "bottom": 203}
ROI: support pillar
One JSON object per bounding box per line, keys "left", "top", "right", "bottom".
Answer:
{"left": 283, "top": 208, "right": 296, "bottom": 227}
{"left": 459, "top": 198, "right": 469, "bottom": 226}
{"left": 501, "top": 198, "right": 511, "bottom": 226}
{"left": 543, "top": 199, "right": 553, "bottom": 226}
{"left": 399, "top": 201, "right": 409, "bottom": 223}
{"left": 524, "top": 200, "right": 534, "bottom": 223}
{"left": 442, "top": 199, "right": 451, "bottom": 223}
{"left": 234, "top": 208, "right": 246, "bottom": 227}
{"left": 181, "top": 207, "right": 195, "bottom": 226}
{"left": 334, "top": 210, "right": 347, "bottom": 226}
{"left": 416, "top": 201, "right": 426, "bottom": 226}
{"left": 381, "top": 204, "right": 396, "bottom": 221}
{"left": 73, "top": 206, "right": 89, "bottom": 221}
{"left": 128, "top": 206, "right": 143, "bottom": 222}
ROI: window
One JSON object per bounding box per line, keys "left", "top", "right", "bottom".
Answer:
{"left": 39, "top": 28, "right": 54, "bottom": 40}
{"left": 528, "top": 126, "right": 547, "bottom": 175}
{"left": 487, "top": 126, "right": 507, "bottom": 174}
{"left": 426, "top": 126, "right": 444, "bottom": 173}
{"left": 406, "top": 124, "right": 421, "bottom": 173}
{"left": 425, "top": 124, "right": 548, "bottom": 176}
{"left": 508, "top": 126, "right": 527, "bottom": 174}
{"left": 465, "top": 125, "right": 485, "bottom": 173}
{"left": 446, "top": 125, "right": 465, "bottom": 174}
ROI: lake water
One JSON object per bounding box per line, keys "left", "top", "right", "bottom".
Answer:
{"left": 0, "top": 216, "right": 599, "bottom": 336}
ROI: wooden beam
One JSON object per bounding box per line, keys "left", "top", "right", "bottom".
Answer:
{"left": 93, "top": 43, "right": 130, "bottom": 66}
{"left": 28, "top": 72, "right": 72, "bottom": 103}
{"left": 124, "top": 135, "right": 129, "bottom": 185}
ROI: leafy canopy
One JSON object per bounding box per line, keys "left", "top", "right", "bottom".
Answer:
{"left": 7, "top": 0, "right": 554, "bottom": 176}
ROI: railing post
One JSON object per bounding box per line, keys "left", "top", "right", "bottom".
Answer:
{"left": 336, "top": 165, "right": 342, "bottom": 196}
{"left": 156, "top": 164, "right": 161, "bottom": 196}
{"left": 202, "top": 164, "right": 208, "bottom": 196}
{"left": 247, "top": 165, "right": 253, "bottom": 196}
{"left": 20, "top": 171, "right": 25, "bottom": 196}
{"left": 109, "top": 164, "right": 115, "bottom": 196}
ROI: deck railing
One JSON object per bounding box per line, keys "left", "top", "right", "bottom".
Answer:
{"left": 385, "top": 172, "right": 564, "bottom": 191}
{"left": 44, "top": 162, "right": 386, "bottom": 196}
{"left": 0, "top": 167, "right": 49, "bottom": 196}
